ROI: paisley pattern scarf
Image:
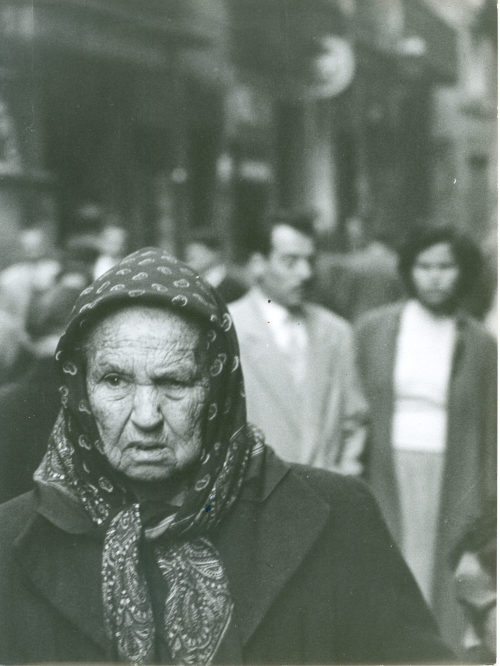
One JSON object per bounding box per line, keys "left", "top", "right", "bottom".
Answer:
{"left": 34, "top": 248, "right": 264, "bottom": 664}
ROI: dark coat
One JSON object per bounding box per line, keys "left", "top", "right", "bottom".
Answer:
{"left": 355, "top": 303, "right": 497, "bottom": 649}
{"left": 0, "top": 357, "right": 60, "bottom": 503}
{"left": 0, "top": 454, "right": 453, "bottom": 664}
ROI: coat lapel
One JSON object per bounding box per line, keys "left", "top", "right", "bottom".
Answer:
{"left": 374, "top": 305, "right": 402, "bottom": 392}
{"left": 301, "top": 307, "right": 335, "bottom": 444}
{"left": 214, "top": 454, "right": 330, "bottom": 647}
{"left": 14, "top": 511, "right": 110, "bottom": 655}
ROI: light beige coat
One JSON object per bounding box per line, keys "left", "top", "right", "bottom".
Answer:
{"left": 230, "top": 289, "right": 368, "bottom": 474}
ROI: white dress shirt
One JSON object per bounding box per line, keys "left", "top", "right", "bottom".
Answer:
{"left": 254, "top": 290, "right": 309, "bottom": 385}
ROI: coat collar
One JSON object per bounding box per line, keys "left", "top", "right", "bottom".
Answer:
{"left": 14, "top": 451, "right": 330, "bottom": 656}
{"left": 14, "top": 500, "right": 110, "bottom": 655}
{"left": 371, "top": 303, "right": 403, "bottom": 388}
{"left": 214, "top": 450, "right": 330, "bottom": 647}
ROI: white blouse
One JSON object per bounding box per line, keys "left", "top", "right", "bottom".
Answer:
{"left": 392, "top": 300, "right": 456, "bottom": 453}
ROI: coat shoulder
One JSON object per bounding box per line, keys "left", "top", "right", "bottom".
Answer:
{"left": 460, "top": 312, "right": 497, "bottom": 349}
{"left": 228, "top": 291, "right": 252, "bottom": 315}
{"left": 288, "top": 464, "right": 379, "bottom": 520}
{"left": 304, "top": 302, "right": 352, "bottom": 335}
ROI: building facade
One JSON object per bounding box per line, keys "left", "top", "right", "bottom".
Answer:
{"left": 1, "top": 0, "right": 492, "bottom": 268}
{"left": 0, "top": 0, "right": 230, "bottom": 265}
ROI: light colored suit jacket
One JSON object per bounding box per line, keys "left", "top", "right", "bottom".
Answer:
{"left": 230, "top": 288, "right": 368, "bottom": 474}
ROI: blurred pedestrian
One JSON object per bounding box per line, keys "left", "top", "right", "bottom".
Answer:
{"left": 462, "top": 225, "right": 497, "bottom": 324}
{"left": 185, "top": 230, "right": 247, "bottom": 303}
{"left": 355, "top": 225, "right": 497, "bottom": 649}
{"left": 0, "top": 310, "right": 33, "bottom": 386}
{"left": 0, "top": 249, "right": 95, "bottom": 503}
{"left": 65, "top": 204, "right": 130, "bottom": 281}
{"left": 0, "top": 225, "right": 59, "bottom": 327}
{"left": 451, "top": 498, "right": 496, "bottom": 664}
{"left": 93, "top": 220, "right": 129, "bottom": 279}
{"left": 230, "top": 210, "right": 367, "bottom": 475}
{"left": 314, "top": 214, "right": 403, "bottom": 321}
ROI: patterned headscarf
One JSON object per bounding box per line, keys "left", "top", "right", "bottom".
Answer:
{"left": 35, "top": 248, "right": 264, "bottom": 664}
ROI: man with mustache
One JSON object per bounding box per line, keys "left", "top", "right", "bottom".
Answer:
{"left": 230, "top": 210, "right": 367, "bottom": 475}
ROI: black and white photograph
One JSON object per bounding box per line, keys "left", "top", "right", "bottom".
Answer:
{"left": 0, "top": 1, "right": 496, "bottom": 664}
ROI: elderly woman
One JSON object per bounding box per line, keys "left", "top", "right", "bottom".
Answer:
{"left": 0, "top": 248, "right": 452, "bottom": 664}
{"left": 355, "top": 226, "right": 497, "bottom": 651}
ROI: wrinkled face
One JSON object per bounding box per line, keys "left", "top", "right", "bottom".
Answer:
{"left": 454, "top": 551, "right": 496, "bottom": 660}
{"left": 260, "top": 225, "right": 315, "bottom": 310}
{"left": 411, "top": 242, "right": 460, "bottom": 313}
{"left": 85, "top": 305, "right": 209, "bottom": 487}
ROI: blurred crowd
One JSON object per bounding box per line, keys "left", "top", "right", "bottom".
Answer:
{"left": 0, "top": 204, "right": 496, "bottom": 662}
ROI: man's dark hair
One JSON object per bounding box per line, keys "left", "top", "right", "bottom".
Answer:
{"left": 248, "top": 209, "right": 317, "bottom": 258}
{"left": 398, "top": 225, "right": 482, "bottom": 299}
{"left": 450, "top": 498, "right": 497, "bottom": 581}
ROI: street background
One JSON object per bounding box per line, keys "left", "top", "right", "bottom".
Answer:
{"left": 0, "top": 0, "right": 496, "bottom": 270}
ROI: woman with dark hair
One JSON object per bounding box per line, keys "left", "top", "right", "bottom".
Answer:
{"left": 0, "top": 248, "right": 453, "bottom": 664}
{"left": 397, "top": 226, "right": 482, "bottom": 310}
{"left": 355, "top": 226, "right": 497, "bottom": 650}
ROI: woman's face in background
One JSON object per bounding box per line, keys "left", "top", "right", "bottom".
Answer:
{"left": 411, "top": 242, "right": 461, "bottom": 314}
{"left": 85, "top": 305, "right": 209, "bottom": 489}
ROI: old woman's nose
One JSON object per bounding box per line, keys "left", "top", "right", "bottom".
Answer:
{"left": 131, "top": 385, "right": 163, "bottom": 431}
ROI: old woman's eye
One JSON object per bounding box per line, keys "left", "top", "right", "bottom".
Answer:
{"left": 103, "top": 373, "right": 126, "bottom": 388}
{"left": 159, "top": 378, "right": 186, "bottom": 390}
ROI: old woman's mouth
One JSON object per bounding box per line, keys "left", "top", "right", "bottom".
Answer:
{"left": 126, "top": 442, "right": 171, "bottom": 462}
{"left": 129, "top": 441, "right": 167, "bottom": 450}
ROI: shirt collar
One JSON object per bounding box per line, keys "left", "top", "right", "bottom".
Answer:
{"left": 252, "top": 286, "right": 291, "bottom": 325}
